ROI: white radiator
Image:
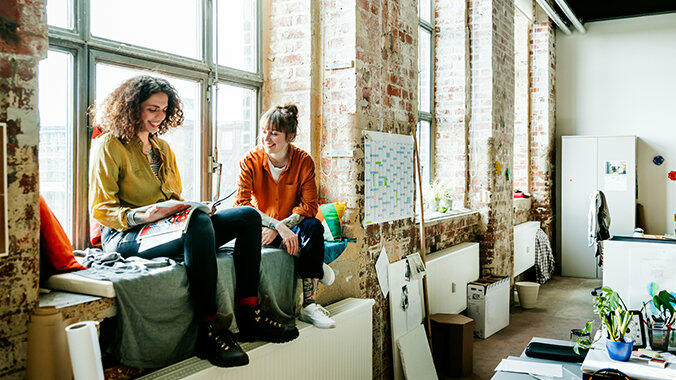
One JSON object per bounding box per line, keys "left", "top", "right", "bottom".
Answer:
{"left": 425, "top": 242, "right": 480, "bottom": 314}
{"left": 139, "top": 298, "right": 375, "bottom": 380}
{"left": 513, "top": 221, "right": 540, "bottom": 277}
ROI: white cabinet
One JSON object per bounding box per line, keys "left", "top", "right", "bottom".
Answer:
{"left": 425, "top": 242, "right": 479, "bottom": 314}
{"left": 561, "top": 136, "right": 636, "bottom": 278}
{"left": 514, "top": 221, "right": 540, "bottom": 277}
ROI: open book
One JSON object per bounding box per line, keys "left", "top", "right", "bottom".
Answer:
{"left": 136, "top": 196, "right": 230, "bottom": 252}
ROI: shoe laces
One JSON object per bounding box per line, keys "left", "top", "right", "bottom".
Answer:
{"left": 207, "top": 324, "right": 239, "bottom": 351}
{"left": 314, "top": 304, "right": 331, "bottom": 317}
{"left": 252, "top": 308, "right": 284, "bottom": 328}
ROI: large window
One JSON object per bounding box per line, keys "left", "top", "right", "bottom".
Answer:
{"left": 417, "top": 0, "right": 433, "bottom": 185}
{"left": 42, "top": 0, "right": 262, "bottom": 248}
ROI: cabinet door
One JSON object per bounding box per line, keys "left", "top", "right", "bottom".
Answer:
{"left": 561, "top": 137, "right": 598, "bottom": 278}
{"left": 597, "top": 136, "right": 636, "bottom": 237}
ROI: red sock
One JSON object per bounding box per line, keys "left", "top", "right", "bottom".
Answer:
{"left": 239, "top": 297, "right": 258, "bottom": 308}
{"left": 204, "top": 313, "right": 217, "bottom": 323}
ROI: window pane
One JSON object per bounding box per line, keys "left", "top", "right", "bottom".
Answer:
{"left": 90, "top": 0, "right": 201, "bottom": 59}
{"left": 419, "top": 0, "right": 431, "bottom": 24}
{"left": 215, "top": 84, "right": 256, "bottom": 207}
{"left": 418, "top": 27, "right": 431, "bottom": 113}
{"left": 39, "top": 50, "right": 74, "bottom": 241}
{"left": 95, "top": 64, "right": 202, "bottom": 201}
{"left": 417, "top": 120, "right": 431, "bottom": 185}
{"left": 218, "top": 0, "right": 257, "bottom": 72}
{"left": 47, "top": 0, "right": 74, "bottom": 29}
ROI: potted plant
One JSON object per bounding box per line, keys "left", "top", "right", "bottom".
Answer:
{"left": 642, "top": 288, "right": 676, "bottom": 351}
{"left": 574, "top": 287, "right": 634, "bottom": 361}
{"left": 430, "top": 180, "right": 453, "bottom": 213}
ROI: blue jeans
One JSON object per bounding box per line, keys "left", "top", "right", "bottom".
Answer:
{"left": 101, "top": 206, "right": 262, "bottom": 319}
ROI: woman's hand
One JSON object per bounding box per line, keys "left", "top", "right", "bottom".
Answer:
{"left": 261, "top": 227, "right": 279, "bottom": 245}
{"left": 276, "top": 223, "right": 299, "bottom": 256}
{"left": 136, "top": 203, "right": 190, "bottom": 224}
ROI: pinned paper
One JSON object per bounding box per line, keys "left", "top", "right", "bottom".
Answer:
{"left": 604, "top": 160, "right": 628, "bottom": 191}
{"left": 375, "top": 247, "right": 390, "bottom": 297}
{"left": 406, "top": 281, "right": 423, "bottom": 331}
{"left": 406, "top": 253, "right": 426, "bottom": 280}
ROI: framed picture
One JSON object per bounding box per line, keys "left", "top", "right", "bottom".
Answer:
{"left": 626, "top": 310, "right": 647, "bottom": 349}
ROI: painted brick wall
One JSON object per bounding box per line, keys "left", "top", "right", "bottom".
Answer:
{"left": 433, "top": 0, "right": 469, "bottom": 206}
{"left": 529, "top": 4, "right": 556, "bottom": 240}
{"left": 262, "top": 0, "right": 317, "bottom": 154}
{"left": 513, "top": 8, "right": 531, "bottom": 193}
{"left": 0, "top": 0, "right": 47, "bottom": 377}
{"left": 467, "top": 0, "right": 515, "bottom": 278}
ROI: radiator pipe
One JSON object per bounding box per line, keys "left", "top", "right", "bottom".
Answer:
{"left": 554, "top": 0, "right": 587, "bottom": 34}
{"left": 535, "top": 0, "right": 572, "bottom": 35}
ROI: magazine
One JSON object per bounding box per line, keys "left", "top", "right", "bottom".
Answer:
{"left": 136, "top": 196, "right": 231, "bottom": 252}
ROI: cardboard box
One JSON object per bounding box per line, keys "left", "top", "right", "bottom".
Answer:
{"left": 467, "top": 276, "right": 510, "bottom": 338}
{"left": 430, "top": 313, "right": 473, "bottom": 378}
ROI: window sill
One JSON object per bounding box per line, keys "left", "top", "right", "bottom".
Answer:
{"left": 415, "top": 208, "right": 479, "bottom": 226}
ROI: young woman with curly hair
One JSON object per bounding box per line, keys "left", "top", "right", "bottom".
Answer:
{"left": 89, "top": 76, "right": 298, "bottom": 368}
{"left": 235, "top": 104, "right": 336, "bottom": 329}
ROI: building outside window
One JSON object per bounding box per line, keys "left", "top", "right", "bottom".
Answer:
{"left": 40, "top": 0, "right": 261, "bottom": 248}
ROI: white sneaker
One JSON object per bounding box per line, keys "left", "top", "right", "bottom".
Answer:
{"left": 300, "top": 303, "right": 336, "bottom": 328}
{"left": 320, "top": 263, "right": 335, "bottom": 286}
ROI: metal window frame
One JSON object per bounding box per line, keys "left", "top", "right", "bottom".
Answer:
{"left": 46, "top": 0, "right": 263, "bottom": 249}
{"left": 418, "top": 0, "right": 434, "bottom": 184}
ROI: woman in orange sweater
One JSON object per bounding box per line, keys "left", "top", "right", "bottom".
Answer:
{"left": 236, "top": 104, "right": 336, "bottom": 328}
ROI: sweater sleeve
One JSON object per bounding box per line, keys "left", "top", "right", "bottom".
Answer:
{"left": 235, "top": 155, "right": 255, "bottom": 207}
{"left": 291, "top": 156, "right": 318, "bottom": 218}
{"left": 89, "top": 139, "right": 131, "bottom": 231}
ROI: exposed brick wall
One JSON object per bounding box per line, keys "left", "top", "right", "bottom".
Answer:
{"left": 0, "top": 1, "right": 47, "bottom": 377}
{"left": 261, "top": 0, "right": 317, "bottom": 155}
{"left": 433, "top": 0, "right": 469, "bottom": 206}
{"left": 467, "top": 0, "right": 515, "bottom": 278}
{"left": 529, "top": 4, "right": 556, "bottom": 240}
{"left": 513, "top": 8, "right": 531, "bottom": 193}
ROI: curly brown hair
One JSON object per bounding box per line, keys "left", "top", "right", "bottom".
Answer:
{"left": 95, "top": 76, "right": 184, "bottom": 142}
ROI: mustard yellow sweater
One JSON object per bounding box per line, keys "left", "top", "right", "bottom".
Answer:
{"left": 89, "top": 132, "right": 182, "bottom": 231}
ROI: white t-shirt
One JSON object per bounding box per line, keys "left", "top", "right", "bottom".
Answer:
{"left": 268, "top": 158, "right": 286, "bottom": 182}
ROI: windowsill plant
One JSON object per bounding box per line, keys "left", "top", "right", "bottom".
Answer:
{"left": 642, "top": 287, "right": 675, "bottom": 351}
{"left": 574, "top": 287, "right": 634, "bottom": 361}
{"left": 429, "top": 180, "right": 453, "bottom": 213}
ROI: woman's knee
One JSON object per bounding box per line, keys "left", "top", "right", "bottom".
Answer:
{"left": 186, "top": 210, "right": 213, "bottom": 235}
{"left": 238, "top": 206, "right": 261, "bottom": 225}
{"left": 303, "top": 217, "right": 324, "bottom": 236}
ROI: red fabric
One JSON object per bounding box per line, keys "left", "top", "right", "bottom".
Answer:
{"left": 89, "top": 125, "right": 104, "bottom": 247}
{"left": 238, "top": 296, "right": 259, "bottom": 308}
{"left": 40, "top": 196, "right": 86, "bottom": 271}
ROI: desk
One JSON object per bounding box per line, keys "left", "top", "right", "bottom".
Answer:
{"left": 491, "top": 338, "right": 582, "bottom": 380}
{"left": 581, "top": 343, "right": 676, "bottom": 379}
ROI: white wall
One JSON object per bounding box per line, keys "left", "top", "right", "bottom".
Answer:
{"left": 556, "top": 13, "right": 676, "bottom": 237}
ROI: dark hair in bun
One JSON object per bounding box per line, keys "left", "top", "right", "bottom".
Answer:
{"left": 260, "top": 104, "right": 298, "bottom": 140}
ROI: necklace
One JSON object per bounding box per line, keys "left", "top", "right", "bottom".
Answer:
{"left": 268, "top": 155, "right": 287, "bottom": 168}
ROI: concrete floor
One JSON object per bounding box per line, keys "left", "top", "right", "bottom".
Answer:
{"left": 453, "top": 276, "right": 602, "bottom": 380}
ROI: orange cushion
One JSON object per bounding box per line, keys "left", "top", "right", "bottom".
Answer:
{"left": 89, "top": 125, "right": 104, "bottom": 247}
{"left": 40, "top": 196, "right": 86, "bottom": 271}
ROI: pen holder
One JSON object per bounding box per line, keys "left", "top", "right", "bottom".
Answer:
{"left": 648, "top": 325, "right": 671, "bottom": 352}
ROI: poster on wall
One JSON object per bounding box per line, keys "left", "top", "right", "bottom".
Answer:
{"left": 604, "top": 160, "right": 628, "bottom": 192}
{"left": 363, "top": 131, "right": 415, "bottom": 226}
